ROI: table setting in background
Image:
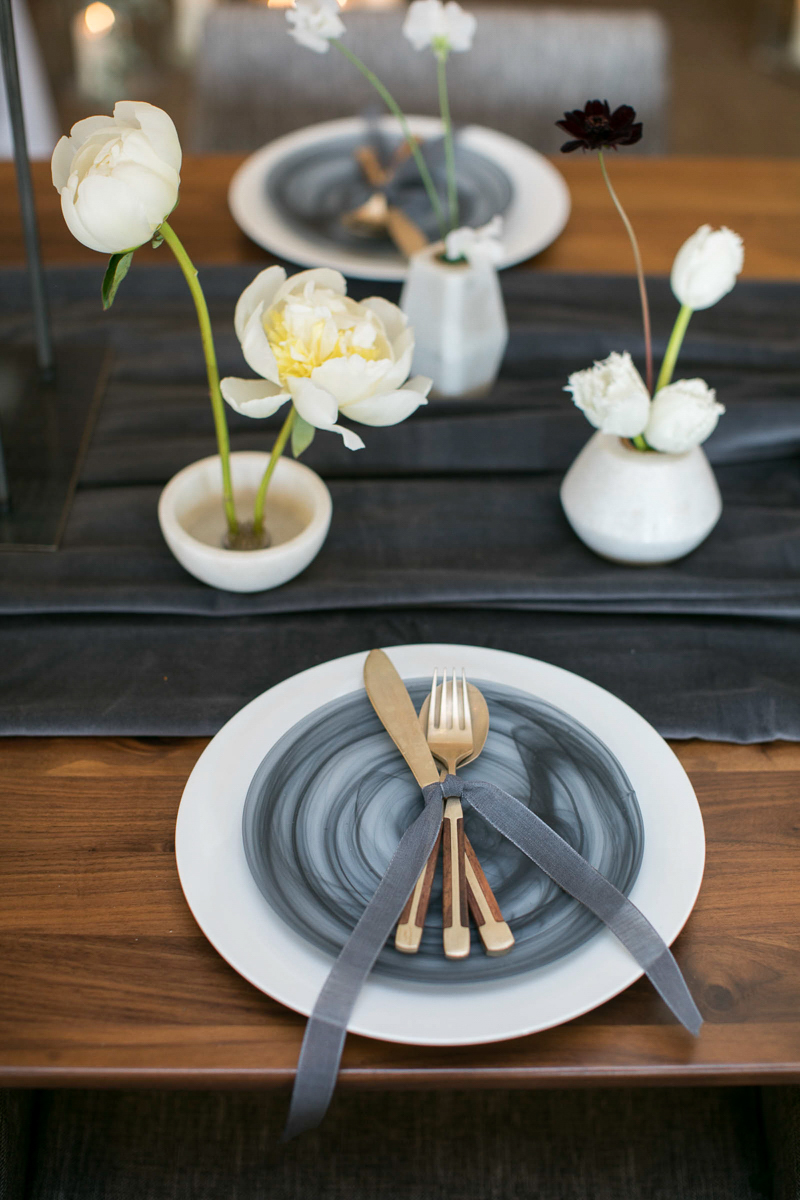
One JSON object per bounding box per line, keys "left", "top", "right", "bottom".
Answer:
{"left": 1, "top": 0, "right": 800, "bottom": 1131}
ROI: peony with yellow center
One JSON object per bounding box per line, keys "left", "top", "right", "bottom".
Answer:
{"left": 220, "top": 267, "right": 432, "bottom": 450}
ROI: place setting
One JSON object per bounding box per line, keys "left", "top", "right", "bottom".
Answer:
{"left": 175, "top": 642, "right": 706, "bottom": 1135}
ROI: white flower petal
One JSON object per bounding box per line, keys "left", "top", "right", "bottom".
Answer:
{"left": 220, "top": 377, "right": 291, "bottom": 419}
{"left": 286, "top": 0, "right": 344, "bottom": 52}
{"left": 69, "top": 173, "right": 154, "bottom": 253}
{"left": 240, "top": 303, "right": 282, "bottom": 385}
{"left": 233, "top": 266, "right": 286, "bottom": 342}
{"left": 51, "top": 136, "right": 76, "bottom": 190}
{"left": 310, "top": 355, "right": 393, "bottom": 406}
{"left": 274, "top": 267, "right": 347, "bottom": 306}
{"left": 645, "top": 378, "right": 724, "bottom": 452}
{"left": 341, "top": 382, "right": 429, "bottom": 426}
{"left": 60, "top": 184, "right": 113, "bottom": 254}
{"left": 361, "top": 296, "right": 408, "bottom": 344}
{"left": 287, "top": 375, "right": 340, "bottom": 429}
{"left": 113, "top": 101, "right": 182, "bottom": 174}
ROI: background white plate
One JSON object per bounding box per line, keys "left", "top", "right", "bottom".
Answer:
{"left": 176, "top": 645, "right": 705, "bottom": 1046}
{"left": 228, "top": 117, "right": 571, "bottom": 281}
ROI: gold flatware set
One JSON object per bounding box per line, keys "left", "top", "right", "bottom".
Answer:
{"left": 364, "top": 649, "right": 514, "bottom": 961}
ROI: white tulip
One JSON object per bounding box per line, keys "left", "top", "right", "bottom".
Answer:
{"left": 644, "top": 378, "right": 724, "bottom": 453}
{"left": 444, "top": 216, "right": 503, "bottom": 266}
{"left": 286, "top": 0, "right": 344, "bottom": 53}
{"left": 402, "top": 0, "right": 476, "bottom": 53}
{"left": 51, "top": 101, "right": 181, "bottom": 255}
{"left": 671, "top": 225, "right": 744, "bottom": 311}
{"left": 565, "top": 351, "right": 651, "bottom": 438}
{"left": 221, "top": 267, "right": 431, "bottom": 449}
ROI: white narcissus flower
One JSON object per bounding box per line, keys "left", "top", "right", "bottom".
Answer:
{"left": 565, "top": 351, "right": 651, "bottom": 438}
{"left": 671, "top": 225, "right": 744, "bottom": 311}
{"left": 51, "top": 101, "right": 181, "bottom": 255}
{"left": 221, "top": 267, "right": 431, "bottom": 449}
{"left": 286, "top": 0, "right": 344, "bottom": 53}
{"left": 444, "top": 216, "right": 504, "bottom": 266}
{"left": 644, "top": 379, "right": 725, "bottom": 453}
{"left": 402, "top": 0, "right": 476, "bottom": 53}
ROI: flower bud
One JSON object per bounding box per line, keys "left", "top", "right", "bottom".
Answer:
{"left": 671, "top": 225, "right": 744, "bottom": 311}
{"left": 565, "top": 351, "right": 651, "bottom": 438}
{"left": 645, "top": 378, "right": 724, "bottom": 453}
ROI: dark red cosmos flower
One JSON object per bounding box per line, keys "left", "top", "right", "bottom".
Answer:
{"left": 556, "top": 100, "right": 643, "bottom": 152}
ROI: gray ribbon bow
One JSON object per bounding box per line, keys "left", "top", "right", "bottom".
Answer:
{"left": 283, "top": 775, "right": 702, "bottom": 1140}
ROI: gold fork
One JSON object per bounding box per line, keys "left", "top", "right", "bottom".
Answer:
{"left": 428, "top": 668, "right": 474, "bottom": 959}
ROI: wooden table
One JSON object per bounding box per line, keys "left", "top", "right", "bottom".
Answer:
{"left": 1, "top": 157, "right": 799, "bottom": 1089}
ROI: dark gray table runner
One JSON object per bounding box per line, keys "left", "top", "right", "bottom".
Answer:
{"left": 1, "top": 265, "right": 799, "bottom": 739}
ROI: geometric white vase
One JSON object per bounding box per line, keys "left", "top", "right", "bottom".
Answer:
{"left": 560, "top": 431, "right": 722, "bottom": 565}
{"left": 158, "top": 451, "right": 332, "bottom": 592}
{"left": 400, "top": 241, "right": 508, "bottom": 398}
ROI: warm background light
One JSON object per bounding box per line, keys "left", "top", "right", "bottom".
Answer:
{"left": 83, "top": 1, "right": 116, "bottom": 35}
{"left": 266, "top": 0, "right": 403, "bottom": 8}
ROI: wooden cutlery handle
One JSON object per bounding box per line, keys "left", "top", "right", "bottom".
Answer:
{"left": 442, "top": 797, "right": 470, "bottom": 959}
{"left": 464, "top": 836, "right": 515, "bottom": 957}
{"left": 395, "top": 828, "right": 441, "bottom": 954}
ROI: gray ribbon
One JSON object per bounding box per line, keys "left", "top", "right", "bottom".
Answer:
{"left": 283, "top": 775, "right": 702, "bottom": 1140}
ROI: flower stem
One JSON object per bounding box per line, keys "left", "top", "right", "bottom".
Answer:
{"left": 597, "top": 150, "right": 653, "bottom": 395}
{"left": 631, "top": 434, "right": 650, "bottom": 451}
{"left": 655, "top": 303, "right": 693, "bottom": 393}
{"left": 160, "top": 220, "right": 237, "bottom": 535}
{"left": 436, "top": 51, "right": 458, "bottom": 233}
{"left": 252, "top": 406, "right": 296, "bottom": 539}
{"left": 333, "top": 39, "right": 447, "bottom": 241}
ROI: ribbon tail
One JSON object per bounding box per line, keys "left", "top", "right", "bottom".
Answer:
{"left": 283, "top": 784, "right": 444, "bottom": 1141}
{"left": 459, "top": 777, "right": 703, "bottom": 1036}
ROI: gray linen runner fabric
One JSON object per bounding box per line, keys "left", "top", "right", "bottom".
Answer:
{"left": 285, "top": 774, "right": 702, "bottom": 1140}
{"left": 1, "top": 266, "right": 800, "bottom": 739}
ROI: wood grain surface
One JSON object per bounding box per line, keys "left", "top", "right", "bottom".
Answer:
{"left": 1, "top": 155, "right": 799, "bottom": 1087}
{"left": 0, "top": 737, "right": 798, "bottom": 1087}
{"left": 2, "top": 156, "right": 799, "bottom": 277}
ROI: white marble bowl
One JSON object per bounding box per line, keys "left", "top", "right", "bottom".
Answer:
{"left": 158, "top": 452, "right": 332, "bottom": 592}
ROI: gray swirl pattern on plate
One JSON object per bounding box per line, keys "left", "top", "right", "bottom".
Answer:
{"left": 242, "top": 679, "right": 643, "bottom": 983}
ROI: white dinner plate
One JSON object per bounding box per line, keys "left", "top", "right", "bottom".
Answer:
{"left": 228, "top": 117, "right": 571, "bottom": 280}
{"left": 175, "top": 644, "right": 705, "bottom": 1046}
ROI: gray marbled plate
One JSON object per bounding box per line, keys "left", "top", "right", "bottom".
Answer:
{"left": 266, "top": 132, "right": 513, "bottom": 254}
{"left": 242, "top": 679, "right": 643, "bottom": 984}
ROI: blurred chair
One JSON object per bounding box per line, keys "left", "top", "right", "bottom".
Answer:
{"left": 189, "top": 4, "right": 669, "bottom": 154}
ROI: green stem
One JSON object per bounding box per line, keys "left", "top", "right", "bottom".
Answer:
{"left": 252, "top": 406, "right": 295, "bottom": 538}
{"left": 436, "top": 52, "right": 458, "bottom": 233}
{"left": 655, "top": 303, "right": 693, "bottom": 393}
{"left": 597, "top": 150, "right": 653, "bottom": 396}
{"left": 160, "top": 220, "right": 237, "bottom": 535}
{"left": 631, "top": 434, "right": 650, "bottom": 451}
{"left": 333, "top": 39, "right": 447, "bottom": 241}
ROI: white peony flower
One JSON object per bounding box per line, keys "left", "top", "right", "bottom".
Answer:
{"left": 51, "top": 101, "right": 181, "bottom": 255}
{"left": 402, "top": 0, "right": 476, "bottom": 53}
{"left": 286, "top": 0, "right": 344, "bottom": 53}
{"left": 565, "top": 351, "right": 651, "bottom": 438}
{"left": 444, "top": 216, "right": 503, "bottom": 265}
{"left": 644, "top": 378, "right": 725, "bottom": 453}
{"left": 221, "top": 267, "right": 431, "bottom": 449}
{"left": 671, "top": 225, "right": 744, "bottom": 311}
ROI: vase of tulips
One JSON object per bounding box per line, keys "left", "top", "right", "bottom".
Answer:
{"left": 51, "top": 102, "right": 429, "bottom": 591}
{"left": 287, "top": 0, "right": 509, "bottom": 398}
{"left": 555, "top": 101, "right": 743, "bottom": 564}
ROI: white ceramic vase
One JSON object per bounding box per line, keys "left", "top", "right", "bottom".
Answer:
{"left": 400, "top": 242, "right": 508, "bottom": 398}
{"left": 560, "top": 432, "right": 722, "bottom": 565}
{"left": 158, "top": 452, "right": 332, "bottom": 592}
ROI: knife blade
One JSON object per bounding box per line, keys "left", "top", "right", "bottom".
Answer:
{"left": 363, "top": 649, "right": 441, "bottom": 790}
